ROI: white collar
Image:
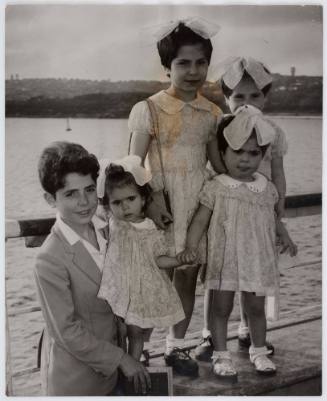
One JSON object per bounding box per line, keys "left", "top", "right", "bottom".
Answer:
{"left": 217, "top": 172, "right": 268, "bottom": 193}
{"left": 151, "top": 90, "right": 212, "bottom": 115}
{"left": 130, "top": 217, "right": 156, "bottom": 230}
{"left": 57, "top": 213, "right": 107, "bottom": 246}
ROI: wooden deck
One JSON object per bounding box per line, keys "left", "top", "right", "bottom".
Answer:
{"left": 149, "top": 305, "right": 322, "bottom": 396}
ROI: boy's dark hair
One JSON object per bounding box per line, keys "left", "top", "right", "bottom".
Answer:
{"left": 217, "top": 115, "right": 268, "bottom": 160}
{"left": 157, "top": 23, "right": 213, "bottom": 69}
{"left": 221, "top": 70, "right": 272, "bottom": 98}
{"left": 38, "top": 141, "right": 99, "bottom": 196}
{"left": 103, "top": 164, "right": 152, "bottom": 210}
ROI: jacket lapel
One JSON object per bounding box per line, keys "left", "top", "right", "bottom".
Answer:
{"left": 53, "top": 223, "right": 102, "bottom": 286}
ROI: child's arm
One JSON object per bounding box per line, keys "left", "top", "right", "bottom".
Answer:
{"left": 207, "top": 137, "right": 226, "bottom": 174}
{"left": 130, "top": 132, "right": 173, "bottom": 229}
{"left": 155, "top": 255, "right": 183, "bottom": 269}
{"left": 177, "top": 204, "right": 212, "bottom": 264}
{"left": 271, "top": 156, "right": 286, "bottom": 219}
{"left": 276, "top": 218, "right": 297, "bottom": 256}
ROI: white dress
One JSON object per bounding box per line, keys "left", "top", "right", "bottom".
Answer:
{"left": 128, "top": 90, "right": 222, "bottom": 256}
{"left": 199, "top": 173, "right": 280, "bottom": 318}
{"left": 98, "top": 217, "right": 185, "bottom": 328}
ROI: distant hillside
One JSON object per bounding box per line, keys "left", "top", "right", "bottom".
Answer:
{"left": 5, "top": 75, "right": 322, "bottom": 118}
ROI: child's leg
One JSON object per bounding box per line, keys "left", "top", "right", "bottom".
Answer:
{"left": 203, "top": 289, "right": 212, "bottom": 336}
{"left": 239, "top": 292, "right": 249, "bottom": 328}
{"left": 210, "top": 290, "right": 238, "bottom": 379}
{"left": 209, "top": 290, "right": 235, "bottom": 351}
{"left": 127, "top": 324, "right": 145, "bottom": 361}
{"left": 242, "top": 292, "right": 277, "bottom": 375}
{"left": 168, "top": 264, "right": 200, "bottom": 340}
{"left": 242, "top": 292, "right": 266, "bottom": 347}
{"left": 165, "top": 265, "right": 200, "bottom": 377}
{"left": 194, "top": 289, "right": 214, "bottom": 361}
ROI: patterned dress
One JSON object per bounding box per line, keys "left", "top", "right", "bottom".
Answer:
{"left": 128, "top": 90, "right": 222, "bottom": 256}
{"left": 98, "top": 217, "right": 185, "bottom": 328}
{"left": 258, "top": 119, "right": 288, "bottom": 179}
{"left": 199, "top": 173, "right": 280, "bottom": 316}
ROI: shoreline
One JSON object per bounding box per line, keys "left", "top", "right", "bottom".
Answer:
{"left": 4, "top": 114, "right": 323, "bottom": 120}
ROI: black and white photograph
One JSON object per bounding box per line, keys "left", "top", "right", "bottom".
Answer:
{"left": 4, "top": 1, "right": 322, "bottom": 396}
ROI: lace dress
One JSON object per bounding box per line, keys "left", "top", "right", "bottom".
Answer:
{"left": 97, "top": 217, "right": 185, "bottom": 328}
{"left": 199, "top": 173, "right": 280, "bottom": 317}
{"left": 128, "top": 90, "right": 222, "bottom": 257}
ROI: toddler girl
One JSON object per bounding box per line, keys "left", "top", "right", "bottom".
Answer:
{"left": 196, "top": 57, "right": 289, "bottom": 360}
{"left": 97, "top": 155, "right": 185, "bottom": 364}
{"left": 128, "top": 18, "right": 223, "bottom": 377}
{"left": 178, "top": 105, "right": 297, "bottom": 380}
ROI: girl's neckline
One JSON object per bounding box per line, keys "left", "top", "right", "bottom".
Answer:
{"left": 164, "top": 88, "right": 198, "bottom": 103}
{"left": 217, "top": 173, "right": 268, "bottom": 193}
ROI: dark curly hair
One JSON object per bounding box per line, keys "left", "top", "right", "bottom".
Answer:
{"left": 157, "top": 22, "right": 213, "bottom": 69}
{"left": 103, "top": 164, "right": 152, "bottom": 211}
{"left": 38, "top": 141, "right": 99, "bottom": 196}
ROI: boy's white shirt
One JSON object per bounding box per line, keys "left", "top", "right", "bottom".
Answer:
{"left": 56, "top": 213, "right": 107, "bottom": 271}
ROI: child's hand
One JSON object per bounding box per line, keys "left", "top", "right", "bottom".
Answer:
{"left": 176, "top": 248, "right": 198, "bottom": 265}
{"left": 278, "top": 231, "right": 298, "bottom": 257}
{"left": 146, "top": 198, "right": 173, "bottom": 230}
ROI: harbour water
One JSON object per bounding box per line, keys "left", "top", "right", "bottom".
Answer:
{"left": 5, "top": 116, "right": 322, "bottom": 394}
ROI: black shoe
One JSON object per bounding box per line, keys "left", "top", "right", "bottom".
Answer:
{"left": 194, "top": 336, "right": 214, "bottom": 362}
{"left": 164, "top": 348, "right": 199, "bottom": 377}
{"left": 238, "top": 333, "right": 275, "bottom": 355}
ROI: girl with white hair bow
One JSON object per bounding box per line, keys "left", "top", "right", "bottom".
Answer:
{"left": 128, "top": 17, "right": 224, "bottom": 377}
{"left": 97, "top": 155, "right": 186, "bottom": 367}
{"left": 177, "top": 105, "right": 297, "bottom": 380}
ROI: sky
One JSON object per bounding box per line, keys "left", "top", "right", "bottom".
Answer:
{"left": 5, "top": 2, "right": 323, "bottom": 82}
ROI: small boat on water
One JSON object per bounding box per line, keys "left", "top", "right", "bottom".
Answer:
{"left": 66, "top": 118, "right": 72, "bottom": 132}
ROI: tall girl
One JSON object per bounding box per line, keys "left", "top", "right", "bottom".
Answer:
{"left": 128, "top": 18, "right": 223, "bottom": 377}
{"left": 178, "top": 105, "right": 297, "bottom": 380}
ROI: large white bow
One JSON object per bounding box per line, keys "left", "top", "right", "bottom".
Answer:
{"left": 214, "top": 56, "right": 272, "bottom": 90}
{"left": 141, "top": 16, "right": 220, "bottom": 45}
{"left": 97, "top": 155, "right": 152, "bottom": 199}
{"left": 223, "top": 105, "right": 276, "bottom": 150}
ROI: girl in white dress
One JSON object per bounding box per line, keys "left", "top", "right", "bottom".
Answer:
{"left": 178, "top": 105, "right": 297, "bottom": 380}
{"left": 97, "top": 155, "right": 185, "bottom": 364}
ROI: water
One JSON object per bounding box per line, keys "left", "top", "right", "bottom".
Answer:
{"left": 5, "top": 116, "right": 322, "bottom": 219}
{"left": 5, "top": 116, "right": 322, "bottom": 394}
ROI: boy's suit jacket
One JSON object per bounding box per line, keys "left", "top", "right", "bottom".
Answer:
{"left": 34, "top": 221, "right": 124, "bottom": 396}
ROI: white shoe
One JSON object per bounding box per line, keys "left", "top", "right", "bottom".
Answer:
{"left": 212, "top": 351, "right": 238, "bottom": 382}
{"left": 249, "top": 346, "right": 276, "bottom": 375}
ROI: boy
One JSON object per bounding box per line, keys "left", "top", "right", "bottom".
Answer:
{"left": 35, "top": 141, "right": 150, "bottom": 395}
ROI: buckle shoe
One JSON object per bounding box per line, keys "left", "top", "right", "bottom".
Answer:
{"left": 164, "top": 347, "right": 199, "bottom": 377}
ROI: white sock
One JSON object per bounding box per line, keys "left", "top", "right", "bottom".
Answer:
{"left": 202, "top": 328, "right": 211, "bottom": 339}
{"left": 165, "top": 335, "right": 185, "bottom": 355}
{"left": 238, "top": 325, "right": 249, "bottom": 338}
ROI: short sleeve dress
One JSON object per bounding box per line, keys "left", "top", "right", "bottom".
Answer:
{"left": 258, "top": 119, "right": 288, "bottom": 179}
{"left": 97, "top": 217, "right": 185, "bottom": 328}
{"left": 199, "top": 173, "right": 280, "bottom": 305}
{"left": 128, "top": 90, "right": 222, "bottom": 256}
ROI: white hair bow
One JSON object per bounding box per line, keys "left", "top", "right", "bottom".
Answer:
{"left": 223, "top": 105, "right": 276, "bottom": 150}
{"left": 214, "top": 56, "right": 273, "bottom": 90}
{"left": 141, "top": 16, "right": 220, "bottom": 45}
{"left": 97, "top": 155, "right": 152, "bottom": 199}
